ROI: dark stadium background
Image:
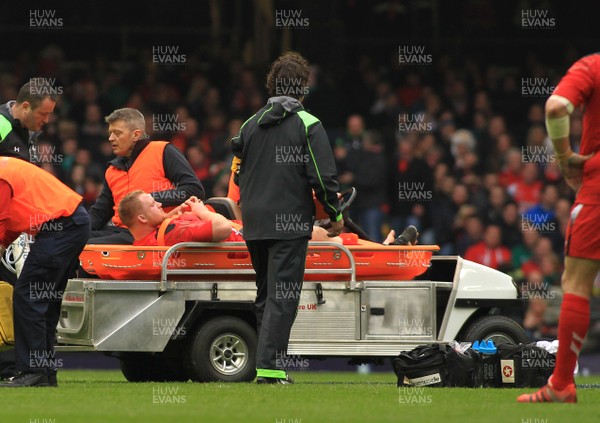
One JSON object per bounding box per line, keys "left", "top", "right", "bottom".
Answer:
{"left": 1, "top": 0, "right": 600, "bottom": 372}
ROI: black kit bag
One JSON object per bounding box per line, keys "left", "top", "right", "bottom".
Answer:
{"left": 445, "top": 346, "right": 481, "bottom": 387}
{"left": 478, "top": 352, "right": 502, "bottom": 387}
{"left": 492, "top": 342, "right": 556, "bottom": 388}
{"left": 392, "top": 343, "right": 479, "bottom": 387}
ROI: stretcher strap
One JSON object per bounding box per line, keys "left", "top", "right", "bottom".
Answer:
{"left": 157, "top": 217, "right": 174, "bottom": 246}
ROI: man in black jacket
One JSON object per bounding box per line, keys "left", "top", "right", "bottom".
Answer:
{"left": 232, "top": 52, "right": 343, "bottom": 384}
{"left": 0, "top": 80, "right": 57, "bottom": 162}
{"left": 87, "top": 108, "right": 204, "bottom": 244}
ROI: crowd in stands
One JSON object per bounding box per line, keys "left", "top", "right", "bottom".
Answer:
{"left": 1, "top": 43, "right": 597, "bottom": 345}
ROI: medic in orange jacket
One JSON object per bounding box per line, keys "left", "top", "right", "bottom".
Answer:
{"left": 0, "top": 156, "right": 82, "bottom": 248}
{"left": 88, "top": 138, "right": 205, "bottom": 230}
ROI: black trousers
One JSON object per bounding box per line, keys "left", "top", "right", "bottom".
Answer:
{"left": 246, "top": 237, "right": 308, "bottom": 374}
{"left": 13, "top": 205, "right": 90, "bottom": 375}
{"left": 0, "top": 263, "right": 16, "bottom": 376}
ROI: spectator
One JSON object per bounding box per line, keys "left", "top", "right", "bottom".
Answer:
{"left": 507, "top": 163, "right": 543, "bottom": 213}
{"left": 212, "top": 118, "right": 243, "bottom": 166}
{"left": 69, "top": 163, "right": 86, "bottom": 195}
{"left": 455, "top": 215, "right": 484, "bottom": 257}
{"left": 487, "top": 115, "right": 508, "bottom": 145}
{"left": 397, "top": 71, "right": 423, "bottom": 109}
{"left": 498, "top": 148, "right": 523, "bottom": 188}
{"left": 83, "top": 174, "right": 104, "bottom": 210}
{"left": 169, "top": 117, "right": 200, "bottom": 153}
{"left": 521, "top": 236, "right": 554, "bottom": 279}
{"left": 388, "top": 136, "right": 433, "bottom": 236}
{"left": 499, "top": 201, "right": 522, "bottom": 248}
{"left": 186, "top": 145, "right": 213, "bottom": 196}
{"left": 446, "top": 79, "right": 470, "bottom": 127}
{"left": 437, "top": 110, "right": 457, "bottom": 158}
{"left": 522, "top": 269, "right": 549, "bottom": 339}
{"left": 198, "top": 112, "right": 228, "bottom": 161}
{"left": 483, "top": 185, "right": 507, "bottom": 225}
{"left": 346, "top": 130, "right": 387, "bottom": 242}
{"left": 429, "top": 176, "right": 458, "bottom": 253}
{"left": 511, "top": 229, "right": 541, "bottom": 279}
{"left": 335, "top": 114, "right": 366, "bottom": 153}
{"left": 464, "top": 224, "right": 512, "bottom": 271}
{"left": 334, "top": 114, "right": 366, "bottom": 192}
{"left": 60, "top": 138, "right": 78, "bottom": 178}
{"left": 450, "top": 128, "right": 478, "bottom": 178}
{"left": 80, "top": 103, "right": 107, "bottom": 158}
{"left": 524, "top": 184, "right": 560, "bottom": 233}
{"left": 452, "top": 204, "right": 479, "bottom": 248}
{"left": 57, "top": 119, "right": 79, "bottom": 144}
{"left": 487, "top": 132, "right": 514, "bottom": 173}
{"left": 211, "top": 169, "right": 232, "bottom": 198}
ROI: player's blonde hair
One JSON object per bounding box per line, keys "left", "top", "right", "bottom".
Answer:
{"left": 118, "top": 190, "right": 145, "bottom": 228}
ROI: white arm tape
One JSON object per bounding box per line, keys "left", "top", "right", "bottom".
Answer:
{"left": 552, "top": 95, "right": 575, "bottom": 114}
{"left": 545, "top": 95, "right": 574, "bottom": 140}
{"left": 546, "top": 114, "right": 570, "bottom": 140}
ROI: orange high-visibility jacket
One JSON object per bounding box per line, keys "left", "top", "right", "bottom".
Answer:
{"left": 105, "top": 141, "right": 174, "bottom": 227}
{"left": 0, "top": 156, "right": 81, "bottom": 234}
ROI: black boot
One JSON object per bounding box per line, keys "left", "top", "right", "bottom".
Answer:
{"left": 392, "top": 225, "right": 418, "bottom": 245}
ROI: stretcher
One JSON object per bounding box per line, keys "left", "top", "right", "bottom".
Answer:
{"left": 79, "top": 241, "right": 439, "bottom": 282}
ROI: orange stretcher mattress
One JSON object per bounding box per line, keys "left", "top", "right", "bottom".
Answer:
{"left": 79, "top": 240, "right": 439, "bottom": 282}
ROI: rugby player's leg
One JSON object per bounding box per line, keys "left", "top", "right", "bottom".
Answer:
{"left": 551, "top": 257, "right": 597, "bottom": 389}
{"left": 517, "top": 256, "right": 598, "bottom": 403}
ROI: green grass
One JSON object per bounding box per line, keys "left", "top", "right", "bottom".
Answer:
{"left": 2, "top": 371, "right": 599, "bottom": 423}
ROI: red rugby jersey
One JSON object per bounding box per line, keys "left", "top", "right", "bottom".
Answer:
{"left": 553, "top": 53, "right": 600, "bottom": 204}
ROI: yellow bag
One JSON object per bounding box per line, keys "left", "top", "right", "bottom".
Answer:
{"left": 0, "top": 281, "right": 14, "bottom": 350}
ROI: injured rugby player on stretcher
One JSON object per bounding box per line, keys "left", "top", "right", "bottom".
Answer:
{"left": 117, "top": 190, "right": 418, "bottom": 247}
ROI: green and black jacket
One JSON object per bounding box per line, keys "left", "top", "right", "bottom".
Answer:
{"left": 0, "top": 101, "right": 38, "bottom": 162}
{"left": 232, "top": 96, "right": 342, "bottom": 240}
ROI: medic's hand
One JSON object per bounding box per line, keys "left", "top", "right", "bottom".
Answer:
{"left": 327, "top": 219, "right": 344, "bottom": 237}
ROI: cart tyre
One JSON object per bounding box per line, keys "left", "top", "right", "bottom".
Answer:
{"left": 184, "top": 316, "right": 257, "bottom": 382}
{"left": 459, "top": 315, "right": 528, "bottom": 345}
{"left": 120, "top": 354, "right": 189, "bottom": 382}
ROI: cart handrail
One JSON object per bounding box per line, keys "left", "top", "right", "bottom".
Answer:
{"left": 159, "top": 241, "right": 357, "bottom": 292}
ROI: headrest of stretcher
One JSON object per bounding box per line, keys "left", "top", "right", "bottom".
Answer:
{"left": 205, "top": 197, "right": 243, "bottom": 221}
{"left": 339, "top": 233, "right": 359, "bottom": 245}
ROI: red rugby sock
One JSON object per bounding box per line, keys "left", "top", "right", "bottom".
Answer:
{"left": 552, "top": 293, "right": 589, "bottom": 390}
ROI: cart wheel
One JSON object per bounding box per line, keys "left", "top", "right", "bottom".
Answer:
{"left": 120, "top": 354, "right": 189, "bottom": 382}
{"left": 458, "top": 315, "right": 528, "bottom": 346}
{"left": 155, "top": 357, "right": 190, "bottom": 382}
{"left": 184, "top": 316, "right": 257, "bottom": 382}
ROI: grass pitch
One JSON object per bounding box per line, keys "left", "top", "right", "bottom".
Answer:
{"left": 2, "top": 370, "right": 598, "bottom": 423}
